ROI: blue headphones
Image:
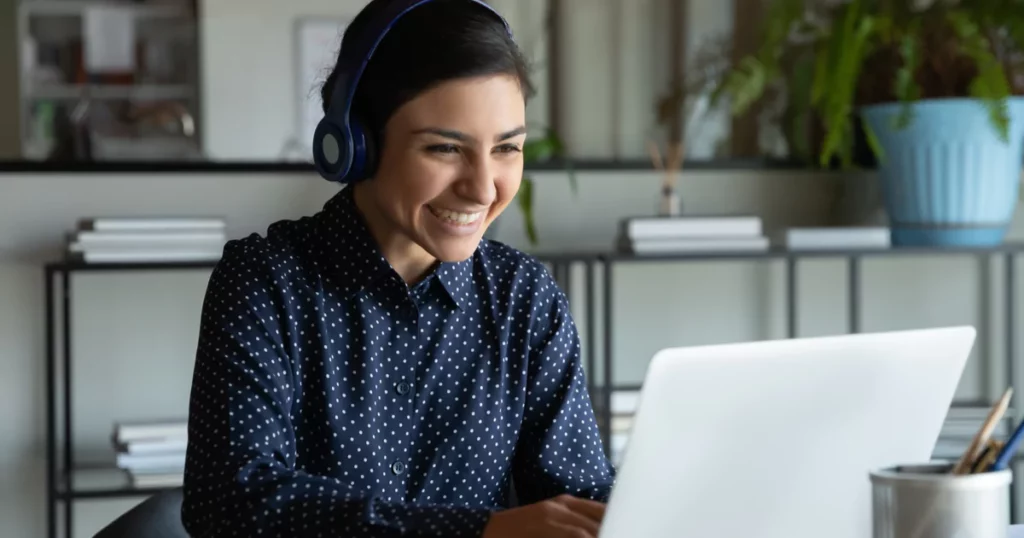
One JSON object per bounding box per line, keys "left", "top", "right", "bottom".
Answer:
{"left": 312, "top": 0, "right": 514, "bottom": 183}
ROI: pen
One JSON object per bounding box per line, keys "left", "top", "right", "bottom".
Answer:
{"left": 989, "top": 416, "right": 1024, "bottom": 471}
{"left": 952, "top": 388, "right": 1013, "bottom": 475}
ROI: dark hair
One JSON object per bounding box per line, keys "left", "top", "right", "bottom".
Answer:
{"left": 320, "top": 0, "right": 535, "bottom": 142}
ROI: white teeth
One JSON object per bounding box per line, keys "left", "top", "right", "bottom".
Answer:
{"left": 432, "top": 207, "right": 482, "bottom": 225}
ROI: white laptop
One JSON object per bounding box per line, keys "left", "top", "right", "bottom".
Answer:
{"left": 599, "top": 326, "right": 977, "bottom": 538}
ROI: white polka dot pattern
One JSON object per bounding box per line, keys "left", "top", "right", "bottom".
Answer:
{"left": 181, "top": 187, "right": 615, "bottom": 537}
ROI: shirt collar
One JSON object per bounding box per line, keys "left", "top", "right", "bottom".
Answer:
{"left": 433, "top": 256, "right": 474, "bottom": 310}
{"left": 318, "top": 187, "right": 473, "bottom": 310}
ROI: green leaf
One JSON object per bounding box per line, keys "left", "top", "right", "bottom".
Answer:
{"left": 861, "top": 118, "right": 886, "bottom": 164}
{"left": 786, "top": 51, "right": 816, "bottom": 160}
{"left": 518, "top": 126, "right": 576, "bottom": 244}
{"left": 522, "top": 136, "right": 559, "bottom": 163}
{"left": 517, "top": 177, "right": 538, "bottom": 245}
{"left": 894, "top": 25, "right": 922, "bottom": 130}
{"left": 947, "top": 9, "right": 1012, "bottom": 142}
{"left": 710, "top": 0, "right": 805, "bottom": 114}
{"left": 540, "top": 130, "right": 577, "bottom": 195}
{"left": 819, "top": 1, "right": 877, "bottom": 167}
{"left": 565, "top": 159, "right": 578, "bottom": 195}
{"left": 718, "top": 57, "right": 768, "bottom": 116}
{"left": 810, "top": 40, "right": 831, "bottom": 107}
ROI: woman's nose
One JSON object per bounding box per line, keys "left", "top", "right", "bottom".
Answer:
{"left": 455, "top": 157, "right": 498, "bottom": 206}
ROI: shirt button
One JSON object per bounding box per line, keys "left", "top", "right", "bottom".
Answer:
{"left": 391, "top": 461, "right": 406, "bottom": 475}
{"left": 395, "top": 381, "right": 411, "bottom": 395}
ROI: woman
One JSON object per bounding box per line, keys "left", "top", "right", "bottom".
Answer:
{"left": 181, "top": 1, "right": 615, "bottom": 537}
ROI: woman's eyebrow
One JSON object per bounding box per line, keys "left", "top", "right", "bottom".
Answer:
{"left": 412, "top": 126, "right": 527, "bottom": 143}
{"left": 495, "top": 126, "right": 527, "bottom": 142}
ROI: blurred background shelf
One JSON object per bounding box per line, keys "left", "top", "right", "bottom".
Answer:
{"left": 21, "top": 0, "right": 192, "bottom": 19}
{"left": 26, "top": 84, "right": 194, "bottom": 101}
{"left": 17, "top": 0, "right": 201, "bottom": 163}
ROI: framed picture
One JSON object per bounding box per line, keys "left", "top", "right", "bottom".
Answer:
{"left": 291, "top": 17, "right": 349, "bottom": 161}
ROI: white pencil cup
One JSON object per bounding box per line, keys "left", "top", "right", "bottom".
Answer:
{"left": 870, "top": 462, "right": 1012, "bottom": 538}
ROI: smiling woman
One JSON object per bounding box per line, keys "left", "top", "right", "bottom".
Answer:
{"left": 314, "top": 0, "right": 536, "bottom": 283}
{"left": 180, "top": 1, "right": 615, "bottom": 538}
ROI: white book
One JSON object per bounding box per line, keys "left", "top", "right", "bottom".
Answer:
{"left": 115, "top": 422, "right": 188, "bottom": 444}
{"left": 610, "top": 415, "right": 633, "bottom": 434}
{"left": 610, "top": 433, "right": 630, "bottom": 466}
{"left": 119, "top": 438, "right": 189, "bottom": 456}
{"left": 940, "top": 421, "right": 1009, "bottom": 438}
{"left": 779, "top": 227, "right": 890, "bottom": 251}
{"left": 69, "top": 240, "right": 225, "bottom": 254}
{"left": 82, "top": 217, "right": 226, "bottom": 232}
{"left": 73, "top": 230, "right": 226, "bottom": 245}
{"left": 947, "top": 406, "right": 1015, "bottom": 420}
{"left": 78, "top": 249, "right": 222, "bottom": 264}
{"left": 130, "top": 472, "right": 184, "bottom": 489}
{"left": 130, "top": 466, "right": 186, "bottom": 476}
{"left": 116, "top": 452, "right": 186, "bottom": 470}
{"left": 626, "top": 236, "right": 770, "bottom": 255}
{"left": 611, "top": 391, "right": 641, "bottom": 415}
{"left": 622, "top": 216, "right": 762, "bottom": 240}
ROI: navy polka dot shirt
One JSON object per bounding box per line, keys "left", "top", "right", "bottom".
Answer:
{"left": 181, "top": 187, "right": 615, "bottom": 537}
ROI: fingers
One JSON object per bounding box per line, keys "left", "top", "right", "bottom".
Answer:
{"left": 551, "top": 512, "right": 599, "bottom": 538}
{"left": 552, "top": 522, "right": 599, "bottom": 538}
{"left": 556, "top": 494, "right": 606, "bottom": 523}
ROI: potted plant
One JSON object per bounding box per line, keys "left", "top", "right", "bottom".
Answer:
{"left": 518, "top": 128, "right": 576, "bottom": 244}
{"left": 714, "top": 0, "right": 1024, "bottom": 247}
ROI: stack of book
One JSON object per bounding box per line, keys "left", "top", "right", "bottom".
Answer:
{"left": 617, "top": 215, "right": 768, "bottom": 255}
{"left": 608, "top": 390, "right": 640, "bottom": 467}
{"left": 67, "top": 217, "right": 227, "bottom": 264}
{"left": 113, "top": 420, "right": 188, "bottom": 489}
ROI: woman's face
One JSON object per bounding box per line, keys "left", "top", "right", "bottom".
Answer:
{"left": 355, "top": 74, "right": 527, "bottom": 268}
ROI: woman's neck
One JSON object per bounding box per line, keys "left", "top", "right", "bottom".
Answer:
{"left": 351, "top": 184, "right": 438, "bottom": 285}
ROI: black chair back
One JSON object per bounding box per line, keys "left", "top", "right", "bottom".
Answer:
{"left": 92, "top": 488, "right": 187, "bottom": 538}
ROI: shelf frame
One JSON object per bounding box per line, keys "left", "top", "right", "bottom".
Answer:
{"left": 44, "top": 243, "right": 1024, "bottom": 536}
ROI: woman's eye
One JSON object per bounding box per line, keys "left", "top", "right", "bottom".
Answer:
{"left": 427, "top": 144, "right": 460, "bottom": 154}
{"left": 494, "top": 144, "right": 522, "bottom": 154}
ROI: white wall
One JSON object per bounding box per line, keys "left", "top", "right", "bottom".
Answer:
{"left": 198, "top": 0, "right": 736, "bottom": 161}
{"left": 2, "top": 168, "right": 1024, "bottom": 536}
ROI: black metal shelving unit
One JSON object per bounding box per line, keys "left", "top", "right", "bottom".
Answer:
{"left": 44, "top": 244, "right": 1024, "bottom": 537}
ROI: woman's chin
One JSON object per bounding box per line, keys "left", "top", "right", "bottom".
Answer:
{"left": 427, "top": 239, "right": 482, "bottom": 263}
{"left": 417, "top": 229, "right": 484, "bottom": 263}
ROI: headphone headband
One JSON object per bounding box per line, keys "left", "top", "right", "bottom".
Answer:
{"left": 312, "top": 0, "right": 514, "bottom": 183}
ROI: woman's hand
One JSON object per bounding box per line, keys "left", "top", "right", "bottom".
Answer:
{"left": 482, "top": 494, "right": 606, "bottom": 538}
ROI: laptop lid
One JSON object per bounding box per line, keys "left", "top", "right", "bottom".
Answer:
{"left": 599, "top": 326, "right": 977, "bottom": 538}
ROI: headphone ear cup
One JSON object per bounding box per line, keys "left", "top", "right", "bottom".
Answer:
{"left": 313, "top": 118, "right": 354, "bottom": 183}
{"left": 346, "top": 117, "right": 376, "bottom": 182}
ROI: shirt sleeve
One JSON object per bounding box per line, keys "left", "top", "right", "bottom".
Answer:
{"left": 181, "top": 239, "right": 494, "bottom": 538}
{"left": 510, "top": 272, "right": 616, "bottom": 505}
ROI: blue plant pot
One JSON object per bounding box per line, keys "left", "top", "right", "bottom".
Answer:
{"left": 859, "top": 97, "right": 1024, "bottom": 247}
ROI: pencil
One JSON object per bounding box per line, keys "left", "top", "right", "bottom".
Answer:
{"left": 952, "top": 388, "right": 1013, "bottom": 475}
{"left": 972, "top": 440, "right": 1003, "bottom": 473}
